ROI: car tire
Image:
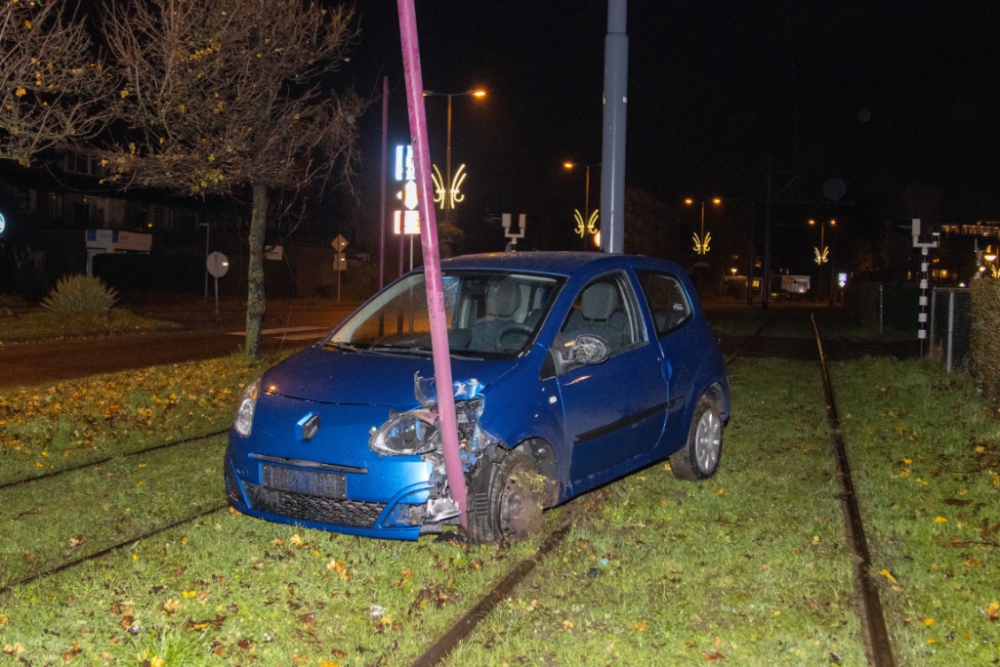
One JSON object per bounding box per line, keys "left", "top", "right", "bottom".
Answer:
{"left": 669, "top": 395, "right": 723, "bottom": 480}
{"left": 466, "top": 450, "right": 545, "bottom": 544}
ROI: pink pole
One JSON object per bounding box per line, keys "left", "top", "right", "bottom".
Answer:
{"left": 396, "top": 0, "right": 468, "bottom": 528}
{"left": 378, "top": 76, "right": 388, "bottom": 291}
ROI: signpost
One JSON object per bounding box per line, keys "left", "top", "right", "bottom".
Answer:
{"left": 332, "top": 235, "right": 349, "bottom": 303}
{"left": 206, "top": 251, "right": 229, "bottom": 315}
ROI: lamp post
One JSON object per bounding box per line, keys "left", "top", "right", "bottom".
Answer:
{"left": 685, "top": 197, "right": 721, "bottom": 260}
{"left": 809, "top": 218, "right": 835, "bottom": 298}
{"left": 422, "top": 88, "right": 486, "bottom": 228}
{"left": 564, "top": 161, "right": 600, "bottom": 249}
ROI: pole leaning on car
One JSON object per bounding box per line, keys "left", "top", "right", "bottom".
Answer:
{"left": 396, "top": 0, "right": 469, "bottom": 529}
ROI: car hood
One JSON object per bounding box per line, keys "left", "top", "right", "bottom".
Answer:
{"left": 260, "top": 344, "right": 521, "bottom": 409}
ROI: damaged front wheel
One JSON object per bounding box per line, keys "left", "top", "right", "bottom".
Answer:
{"left": 466, "top": 450, "right": 545, "bottom": 544}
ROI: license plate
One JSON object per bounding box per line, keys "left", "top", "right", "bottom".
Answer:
{"left": 262, "top": 465, "right": 346, "bottom": 499}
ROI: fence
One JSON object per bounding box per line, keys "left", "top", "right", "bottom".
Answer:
{"left": 928, "top": 287, "right": 972, "bottom": 373}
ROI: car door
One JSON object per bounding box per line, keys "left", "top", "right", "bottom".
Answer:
{"left": 552, "top": 272, "right": 669, "bottom": 490}
{"left": 634, "top": 270, "right": 699, "bottom": 450}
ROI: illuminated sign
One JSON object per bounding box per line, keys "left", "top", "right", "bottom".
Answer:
{"left": 693, "top": 231, "right": 711, "bottom": 254}
{"left": 432, "top": 164, "right": 467, "bottom": 210}
{"left": 0, "top": 212, "right": 5, "bottom": 235}
{"left": 394, "top": 144, "right": 419, "bottom": 235}
{"left": 813, "top": 246, "right": 829, "bottom": 265}
{"left": 573, "top": 209, "right": 599, "bottom": 239}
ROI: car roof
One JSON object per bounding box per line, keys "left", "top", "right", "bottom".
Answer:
{"left": 440, "top": 251, "right": 680, "bottom": 277}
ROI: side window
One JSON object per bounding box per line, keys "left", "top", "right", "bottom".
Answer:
{"left": 557, "top": 272, "right": 643, "bottom": 353}
{"left": 636, "top": 271, "right": 692, "bottom": 338}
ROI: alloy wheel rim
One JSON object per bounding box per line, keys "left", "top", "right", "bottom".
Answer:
{"left": 695, "top": 409, "right": 721, "bottom": 473}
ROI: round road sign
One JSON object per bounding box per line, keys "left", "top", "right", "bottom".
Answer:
{"left": 206, "top": 251, "right": 230, "bottom": 278}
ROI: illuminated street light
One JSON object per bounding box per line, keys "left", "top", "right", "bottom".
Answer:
{"left": 685, "top": 198, "right": 721, "bottom": 256}
{"left": 565, "top": 161, "right": 601, "bottom": 249}
{"left": 422, "top": 88, "right": 487, "bottom": 224}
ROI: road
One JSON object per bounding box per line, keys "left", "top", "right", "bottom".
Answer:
{"left": 0, "top": 303, "right": 356, "bottom": 389}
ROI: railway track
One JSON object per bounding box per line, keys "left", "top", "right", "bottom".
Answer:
{"left": 1, "top": 314, "right": 896, "bottom": 667}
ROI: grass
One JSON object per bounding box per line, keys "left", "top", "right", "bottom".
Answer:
{"left": 0, "top": 309, "right": 181, "bottom": 341}
{"left": 0, "top": 435, "right": 228, "bottom": 587}
{"left": 705, "top": 305, "right": 913, "bottom": 342}
{"left": 829, "top": 357, "right": 1000, "bottom": 665}
{"left": 442, "top": 357, "right": 868, "bottom": 666}
{"left": 0, "top": 354, "right": 268, "bottom": 485}
{"left": 2, "top": 332, "right": 995, "bottom": 666}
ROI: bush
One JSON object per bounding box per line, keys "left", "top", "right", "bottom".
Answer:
{"left": 41, "top": 274, "right": 119, "bottom": 314}
{"left": 970, "top": 277, "right": 1000, "bottom": 399}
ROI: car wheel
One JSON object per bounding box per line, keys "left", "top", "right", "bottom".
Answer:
{"left": 669, "top": 395, "right": 723, "bottom": 480}
{"left": 467, "top": 450, "right": 545, "bottom": 544}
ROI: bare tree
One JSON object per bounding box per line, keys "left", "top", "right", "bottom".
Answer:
{"left": 102, "top": 0, "right": 365, "bottom": 358}
{"left": 0, "top": 1, "right": 111, "bottom": 163}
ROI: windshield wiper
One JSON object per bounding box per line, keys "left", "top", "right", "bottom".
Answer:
{"left": 322, "top": 342, "right": 359, "bottom": 353}
{"left": 367, "top": 344, "right": 434, "bottom": 358}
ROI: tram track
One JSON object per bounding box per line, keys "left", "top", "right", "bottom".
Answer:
{"left": 0, "top": 428, "right": 229, "bottom": 491}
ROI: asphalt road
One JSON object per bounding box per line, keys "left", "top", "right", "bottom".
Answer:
{"left": 0, "top": 302, "right": 357, "bottom": 389}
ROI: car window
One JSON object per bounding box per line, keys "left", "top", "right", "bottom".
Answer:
{"left": 556, "top": 272, "right": 643, "bottom": 354}
{"left": 331, "top": 271, "right": 563, "bottom": 359}
{"left": 635, "top": 271, "right": 692, "bottom": 337}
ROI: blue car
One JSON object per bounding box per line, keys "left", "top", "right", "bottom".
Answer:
{"left": 225, "top": 252, "right": 729, "bottom": 542}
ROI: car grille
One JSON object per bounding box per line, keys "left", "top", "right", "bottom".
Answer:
{"left": 245, "top": 483, "right": 386, "bottom": 529}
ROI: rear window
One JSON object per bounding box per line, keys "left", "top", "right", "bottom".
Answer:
{"left": 635, "top": 271, "right": 692, "bottom": 338}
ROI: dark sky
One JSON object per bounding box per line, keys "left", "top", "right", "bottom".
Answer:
{"left": 341, "top": 1, "right": 1000, "bottom": 261}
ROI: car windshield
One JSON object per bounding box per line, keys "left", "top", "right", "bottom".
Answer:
{"left": 328, "top": 271, "right": 564, "bottom": 359}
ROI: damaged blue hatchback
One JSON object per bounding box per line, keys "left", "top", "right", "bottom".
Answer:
{"left": 225, "top": 252, "right": 729, "bottom": 542}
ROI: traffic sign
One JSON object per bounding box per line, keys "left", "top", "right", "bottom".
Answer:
{"left": 332, "top": 234, "right": 349, "bottom": 253}
{"left": 206, "top": 251, "right": 229, "bottom": 278}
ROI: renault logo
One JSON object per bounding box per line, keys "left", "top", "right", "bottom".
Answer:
{"left": 296, "top": 413, "right": 321, "bottom": 442}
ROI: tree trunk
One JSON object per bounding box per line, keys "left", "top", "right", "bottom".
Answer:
{"left": 245, "top": 183, "right": 268, "bottom": 359}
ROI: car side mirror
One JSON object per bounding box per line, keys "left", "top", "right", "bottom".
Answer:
{"left": 568, "top": 334, "right": 610, "bottom": 365}
{"left": 547, "top": 334, "right": 610, "bottom": 377}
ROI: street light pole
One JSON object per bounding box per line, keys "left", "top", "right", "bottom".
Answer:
{"left": 565, "top": 161, "right": 601, "bottom": 249}
{"left": 423, "top": 88, "right": 486, "bottom": 230}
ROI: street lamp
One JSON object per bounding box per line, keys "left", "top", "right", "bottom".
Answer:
{"left": 423, "top": 88, "right": 486, "bottom": 226}
{"left": 564, "top": 161, "right": 600, "bottom": 248}
{"left": 685, "top": 198, "right": 721, "bottom": 257}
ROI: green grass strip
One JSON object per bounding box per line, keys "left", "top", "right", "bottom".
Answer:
{"left": 0, "top": 309, "right": 180, "bottom": 341}
{"left": 0, "top": 354, "right": 269, "bottom": 485}
{"left": 830, "top": 357, "right": 1000, "bottom": 665}
{"left": 441, "top": 358, "right": 868, "bottom": 667}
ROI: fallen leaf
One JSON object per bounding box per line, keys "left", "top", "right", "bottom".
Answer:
{"left": 880, "top": 569, "right": 898, "bottom": 584}
{"left": 703, "top": 650, "right": 725, "bottom": 661}
{"left": 934, "top": 516, "right": 948, "bottom": 524}
{"left": 630, "top": 620, "right": 648, "bottom": 631}
{"left": 924, "top": 618, "right": 935, "bottom": 626}
{"left": 986, "top": 602, "right": 999, "bottom": 621}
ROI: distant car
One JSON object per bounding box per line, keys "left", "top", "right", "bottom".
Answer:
{"left": 225, "top": 252, "right": 730, "bottom": 542}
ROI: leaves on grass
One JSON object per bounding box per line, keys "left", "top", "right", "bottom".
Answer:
{"left": 879, "top": 569, "right": 898, "bottom": 584}
{"left": 184, "top": 614, "right": 226, "bottom": 632}
{"left": 986, "top": 602, "right": 1000, "bottom": 622}
{"left": 703, "top": 650, "right": 725, "bottom": 661}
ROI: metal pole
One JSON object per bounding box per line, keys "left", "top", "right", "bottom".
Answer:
{"left": 762, "top": 160, "right": 772, "bottom": 310}
{"left": 929, "top": 287, "right": 937, "bottom": 350}
{"left": 396, "top": 0, "right": 468, "bottom": 528}
{"left": 918, "top": 246, "right": 929, "bottom": 356}
{"left": 443, "top": 94, "right": 454, "bottom": 234}
{"left": 879, "top": 283, "right": 884, "bottom": 334}
{"left": 584, "top": 165, "right": 591, "bottom": 251}
{"left": 600, "top": 0, "right": 628, "bottom": 254}
{"left": 946, "top": 290, "right": 955, "bottom": 373}
{"left": 213, "top": 274, "right": 219, "bottom": 315}
{"left": 379, "top": 76, "right": 388, "bottom": 290}
{"left": 204, "top": 223, "right": 210, "bottom": 303}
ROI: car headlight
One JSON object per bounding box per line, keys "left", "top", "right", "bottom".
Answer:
{"left": 234, "top": 377, "right": 261, "bottom": 437}
{"left": 369, "top": 409, "right": 438, "bottom": 456}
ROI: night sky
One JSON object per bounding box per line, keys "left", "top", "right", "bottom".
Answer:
{"left": 340, "top": 1, "right": 1000, "bottom": 271}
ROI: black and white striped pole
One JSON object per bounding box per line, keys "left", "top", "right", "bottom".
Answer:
{"left": 911, "top": 218, "right": 938, "bottom": 357}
